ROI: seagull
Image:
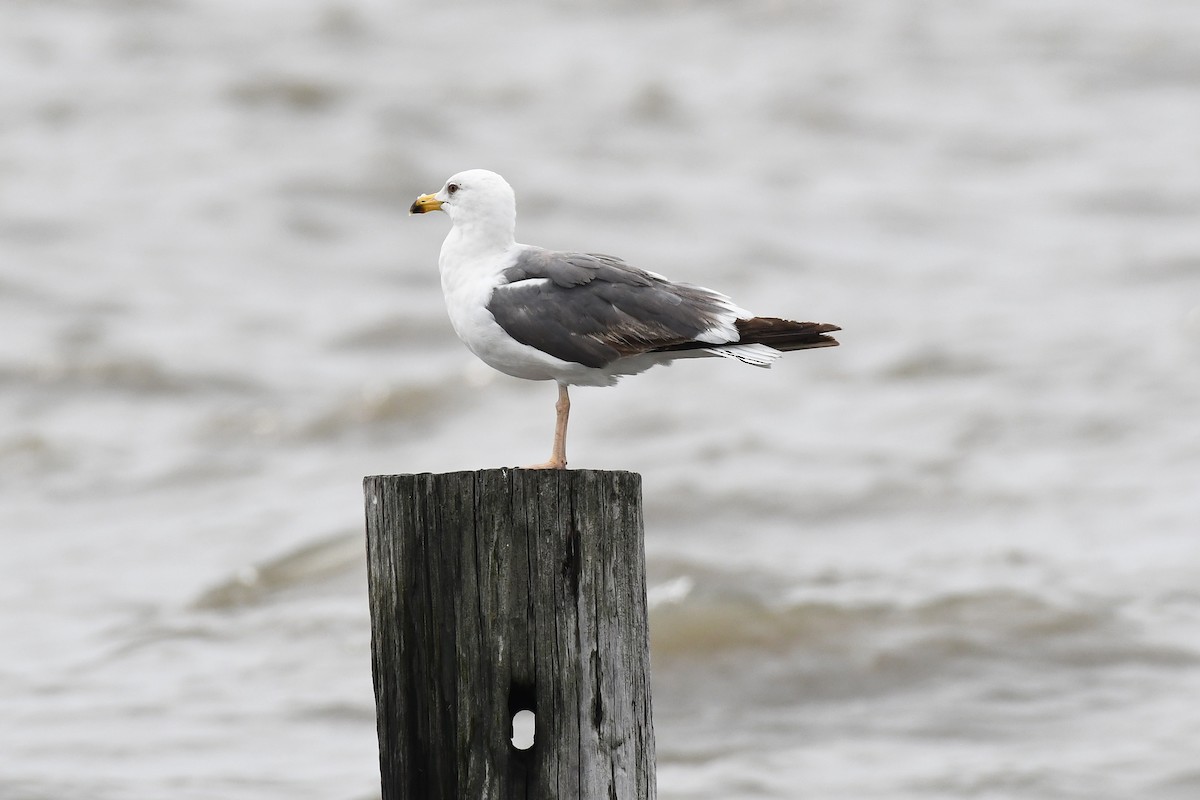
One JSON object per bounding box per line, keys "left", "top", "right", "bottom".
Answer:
{"left": 409, "top": 169, "right": 839, "bottom": 469}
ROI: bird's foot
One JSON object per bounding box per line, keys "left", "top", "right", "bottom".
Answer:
{"left": 521, "top": 458, "right": 568, "bottom": 470}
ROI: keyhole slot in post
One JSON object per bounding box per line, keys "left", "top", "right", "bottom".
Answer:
{"left": 510, "top": 709, "right": 535, "bottom": 750}
{"left": 508, "top": 681, "right": 536, "bottom": 752}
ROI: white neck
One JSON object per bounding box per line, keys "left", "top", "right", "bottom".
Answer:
{"left": 441, "top": 229, "right": 515, "bottom": 282}
{"left": 438, "top": 202, "right": 518, "bottom": 285}
{"left": 443, "top": 219, "right": 513, "bottom": 258}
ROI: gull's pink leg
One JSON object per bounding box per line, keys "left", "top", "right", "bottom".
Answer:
{"left": 524, "top": 382, "right": 570, "bottom": 470}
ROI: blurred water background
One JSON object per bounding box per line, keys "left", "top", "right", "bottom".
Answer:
{"left": 3, "top": 1, "right": 1200, "bottom": 798}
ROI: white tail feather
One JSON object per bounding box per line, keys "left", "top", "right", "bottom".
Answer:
{"left": 702, "top": 343, "right": 783, "bottom": 367}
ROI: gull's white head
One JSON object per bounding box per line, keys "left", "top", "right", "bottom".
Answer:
{"left": 409, "top": 169, "right": 516, "bottom": 235}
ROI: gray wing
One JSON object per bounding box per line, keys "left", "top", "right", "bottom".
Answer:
{"left": 488, "top": 248, "right": 739, "bottom": 369}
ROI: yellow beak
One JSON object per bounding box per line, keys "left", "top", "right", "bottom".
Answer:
{"left": 409, "top": 193, "right": 443, "bottom": 215}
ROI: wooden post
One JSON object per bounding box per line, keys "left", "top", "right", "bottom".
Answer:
{"left": 363, "top": 468, "right": 656, "bottom": 800}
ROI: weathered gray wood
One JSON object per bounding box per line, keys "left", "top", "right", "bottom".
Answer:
{"left": 364, "top": 468, "right": 656, "bottom": 800}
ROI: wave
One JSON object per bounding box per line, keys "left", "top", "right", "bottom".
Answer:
{"left": 192, "top": 531, "right": 364, "bottom": 610}
{"left": 297, "top": 381, "right": 463, "bottom": 440}
{"left": 0, "top": 355, "right": 261, "bottom": 396}
{"left": 191, "top": 378, "right": 464, "bottom": 446}
{"left": 646, "top": 561, "right": 1199, "bottom": 695}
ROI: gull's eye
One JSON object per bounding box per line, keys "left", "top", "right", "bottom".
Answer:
{"left": 447, "top": 183, "right": 459, "bottom": 195}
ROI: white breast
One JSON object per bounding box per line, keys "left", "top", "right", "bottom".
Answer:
{"left": 438, "top": 245, "right": 579, "bottom": 383}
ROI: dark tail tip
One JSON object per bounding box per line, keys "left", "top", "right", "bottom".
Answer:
{"left": 735, "top": 317, "right": 841, "bottom": 351}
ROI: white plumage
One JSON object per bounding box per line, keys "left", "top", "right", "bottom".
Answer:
{"left": 409, "top": 169, "right": 839, "bottom": 469}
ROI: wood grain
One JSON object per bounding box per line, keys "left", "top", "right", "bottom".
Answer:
{"left": 364, "top": 468, "right": 656, "bottom": 800}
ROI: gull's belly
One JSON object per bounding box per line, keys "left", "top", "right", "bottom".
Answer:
{"left": 438, "top": 247, "right": 622, "bottom": 386}
{"left": 444, "top": 281, "right": 576, "bottom": 382}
